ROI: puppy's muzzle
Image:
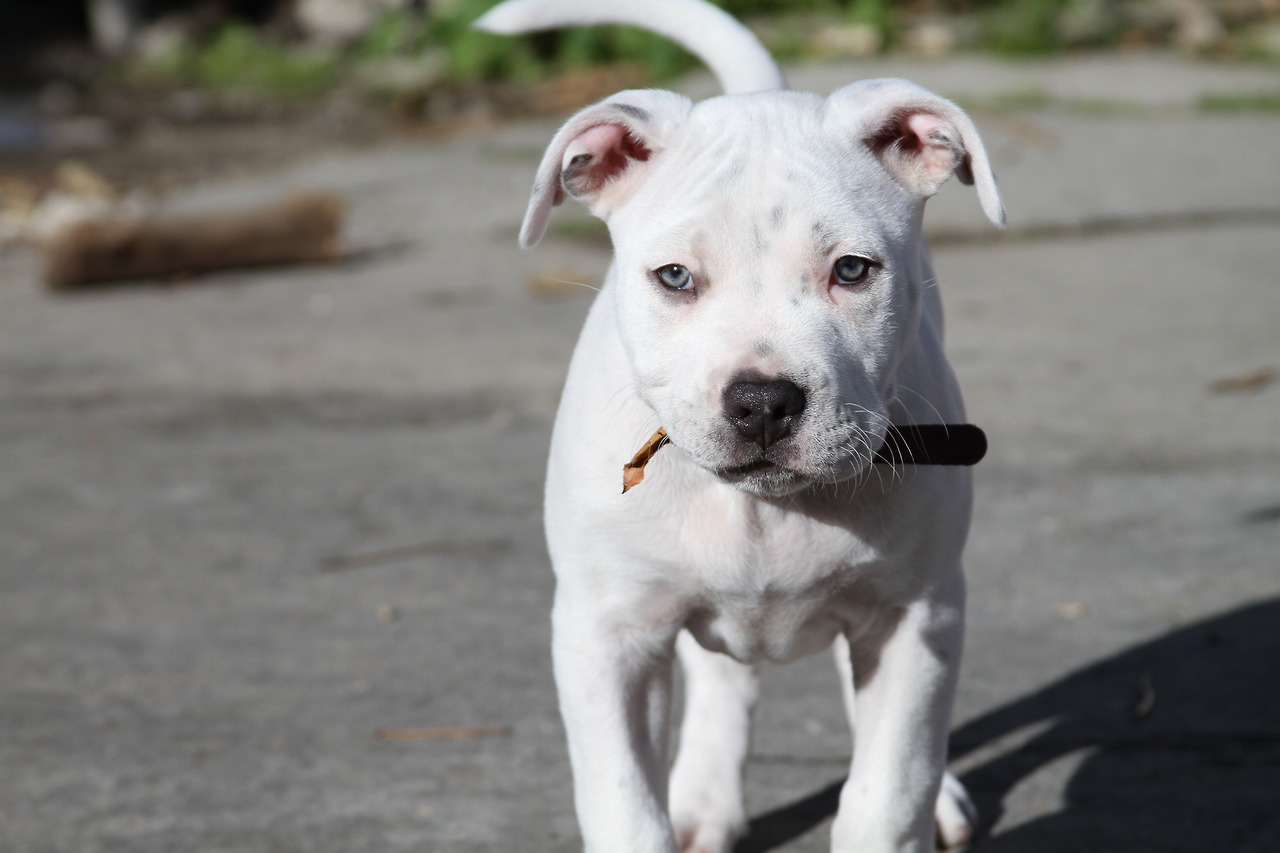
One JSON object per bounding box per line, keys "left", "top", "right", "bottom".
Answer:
{"left": 722, "top": 377, "right": 806, "bottom": 450}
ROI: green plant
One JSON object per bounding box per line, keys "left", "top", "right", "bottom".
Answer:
{"left": 123, "top": 20, "right": 344, "bottom": 98}
{"left": 419, "top": 0, "right": 698, "bottom": 83}
{"left": 1197, "top": 91, "right": 1280, "bottom": 113}
{"left": 980, "top": 0, "right": 1072, "bottom": 54}
{"left": 356, "top": 7, "right": 429, "bottom": 60}
{"left": 845, "top": 0, "right": 898, "bottom": 46}
{"left": 196, "top": 23, "right": 343, "bottom": 95}
{"left": 990, "top": 86, "right": 1053, "bottom": 110}
{"left": 609, "top": 25, "right": 700, "bottom": 78}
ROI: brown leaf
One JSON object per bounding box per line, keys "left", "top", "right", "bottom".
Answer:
{"left": 1054, "top": 602, "right": 1085, "bottom": 620}
{"left": 1207, "top": 366, "right": 1275, "bottom": 394}
{"left": 622, "top": 428, "right": 671, "bottom": 494}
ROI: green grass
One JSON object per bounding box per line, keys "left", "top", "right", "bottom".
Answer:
{"left": 1197, "top": 91, "right": 1280, "bottom": 113}
{"left": 116, "top": 0, "right": 1280, "bottom": 106}
{"left": 955, "top": 87, "right": 1162, "bottom": 117}
{"left": 989, "top": 86, "right": 1053, "bottom": 111}
{"left": 546, "top": 215, "right": 611, "bottom": 248}
{"left": 980, "top": 0, "right": 1072, "bottom": 54}
{"left": 127, "top": 22, "right": 344, "bottom": 98}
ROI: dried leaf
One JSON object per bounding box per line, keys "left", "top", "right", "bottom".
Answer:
{"left": 1207, "top": 366, "right": 1275, "bottom": 394}
{"left": 1054, "top": 601, "right": 1085, "bottom": 620}
{"left": 622, "top": 428, "right": 671, "bottom": 494}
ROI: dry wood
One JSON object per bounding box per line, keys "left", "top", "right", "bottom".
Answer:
{"left": 43, "top": 190, "right": 343, "bottom": 290}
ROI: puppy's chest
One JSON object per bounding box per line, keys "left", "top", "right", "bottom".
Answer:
{"left": 684, "top": 579, "right": 865, "bottom": 665}
{"left": 675, "top": 508, "right": 886, "bottom": 665}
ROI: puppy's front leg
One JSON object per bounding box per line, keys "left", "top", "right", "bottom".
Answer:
{"left": 669, "top": 631, "right": 758, "bottom": 853}
{"left": 552, "top": 588, "right": 680, "bottom": 853}
{"left": 832, "top": 576, "right": 965, "bottom": 853}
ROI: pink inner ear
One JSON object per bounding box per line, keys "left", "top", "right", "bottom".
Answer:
{"left": 903, "top": 112, "right": 964, "bottom": 186}
{"left": 865, "top": 109, "right": 966, "bottom": 196}
{"left": 561, "top": 123, "right": 652, "bottom": 198}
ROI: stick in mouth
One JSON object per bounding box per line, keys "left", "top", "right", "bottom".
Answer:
{"left": 621, "top": 424, "right": 986, "bottom": 493}
{"left": 871, "top": 424, "right": 988, "bottom": 467}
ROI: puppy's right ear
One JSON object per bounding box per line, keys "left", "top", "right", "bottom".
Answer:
{"left": 518, "top": 90, "right": 692, "bottom": 248}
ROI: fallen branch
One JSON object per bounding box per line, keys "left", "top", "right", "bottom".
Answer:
{"left": 43, "top": 190, "right": 344, "bottom": 290}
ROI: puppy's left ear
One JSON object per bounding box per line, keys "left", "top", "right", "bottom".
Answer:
{"left": 827, "top": 78, "right": 1005, "bottom": 228}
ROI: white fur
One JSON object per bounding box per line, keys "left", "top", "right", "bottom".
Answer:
{"left": 479, "top": 2, "right": 1004, "bottom": 850}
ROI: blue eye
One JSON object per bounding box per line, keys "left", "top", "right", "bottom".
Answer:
{"left": 655, "top": 264, "right": 693, "bottom": 291}
{"left": 832, "top": 255, "right": 873, "bottom": 287}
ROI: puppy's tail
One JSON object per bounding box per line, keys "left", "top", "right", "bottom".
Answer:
{"left": 475, "top": 0, "right": 786, "bottom": 95}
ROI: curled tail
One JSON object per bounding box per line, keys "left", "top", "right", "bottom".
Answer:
{"left": 475, "top": 0, "right": 786, "bottom": 95}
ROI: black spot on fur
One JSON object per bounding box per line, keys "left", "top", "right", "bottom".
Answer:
{"left": 613, "top": 103, "right": 651, "bottom": 122}
{"left": 752, "top": 225, "right": 768, "bottom": 254}
{"left": 811, "top": 220, "right": 839, "bottom": 252}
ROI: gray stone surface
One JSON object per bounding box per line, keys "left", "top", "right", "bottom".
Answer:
{"left": 2, "top": 53, "right": 1278, "bottom": 852}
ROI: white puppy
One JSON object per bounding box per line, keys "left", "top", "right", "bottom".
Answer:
{"left": 478, "top": 2, "right": 1005, "bottom": 851}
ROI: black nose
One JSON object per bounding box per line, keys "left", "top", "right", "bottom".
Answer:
{"left": 722, "top": 378, "right": 806, "bottom": 449}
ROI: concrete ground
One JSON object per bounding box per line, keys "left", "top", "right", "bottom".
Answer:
{"left": 2, "top": 52, "right": 1278, "bottom": 852}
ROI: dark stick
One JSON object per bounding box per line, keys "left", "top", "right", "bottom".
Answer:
{"left": 872, "top": 424, "right": 988, "bottom": 466}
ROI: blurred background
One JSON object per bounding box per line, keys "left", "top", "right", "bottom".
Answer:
{"left": 2, "top": 0, "right": 1279, "bottom": 204}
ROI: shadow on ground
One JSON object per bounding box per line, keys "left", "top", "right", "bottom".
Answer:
{"left": 735, "top": 597, "right": 1280, "bottom": 852}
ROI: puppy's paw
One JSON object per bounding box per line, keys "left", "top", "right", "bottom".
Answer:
{"left": 670, "top": 793, "right": 746, "bottom": 853}
{"left": 672, "top": 815, "right": 744, "bottom": 853}
{"left": 934, "top": 771, "right": 977, "bottom": 850}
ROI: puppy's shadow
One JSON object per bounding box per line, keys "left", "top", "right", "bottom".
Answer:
{"left": 734, "top": 597, "right": 1280, "bottom": 852}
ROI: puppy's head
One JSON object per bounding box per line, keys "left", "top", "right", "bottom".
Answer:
{"left": 522, "top": 81, "right": 1004, "bottom": 496}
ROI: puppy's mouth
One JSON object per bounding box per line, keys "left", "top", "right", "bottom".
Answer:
{"left": 708, "top": 428, "right": 882, "bottom": 493}
{"left": 716, "top": 458, "right": 779, "bottom": 477}
{"left": 711, "top": 453, "right": 812, "bottom": 494}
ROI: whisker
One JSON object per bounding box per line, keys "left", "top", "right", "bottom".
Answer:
{"left": 834, "top": 401, "right": 905, "bottom": 492}
{"left": 541, "top": 276, "right": 602, "bottom": 293}
{"left": 894, "top": 384, "right": 947, "bottom": 428}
